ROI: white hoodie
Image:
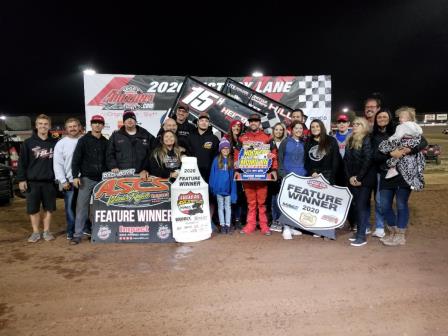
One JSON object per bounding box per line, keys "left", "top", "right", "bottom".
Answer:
{"left": 53, "top": 136, "right": 81, "bottom": 184}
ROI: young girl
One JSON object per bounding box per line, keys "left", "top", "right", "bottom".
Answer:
{"left": 209, "top": 138, "right": 238, "bottom": 234}
{"left": 224, "top": 120, "right": 245, "bottom": 229}
{"left": 269, "top": 122, "right": 287, "bottom": 232}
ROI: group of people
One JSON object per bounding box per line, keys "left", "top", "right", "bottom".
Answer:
{"left": 17, "top": 96, "right": 426, "bottom": 247}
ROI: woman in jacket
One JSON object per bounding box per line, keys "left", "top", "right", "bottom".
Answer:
{"left": 305, "top": 119, "right": 341, "bottom": 185}
{"left": 141, "top": 130, "right": 186, "bottom": 181}
{"left": 374, "top": 107, "right": 427, "bottom": 246}
{"left": 343, "top": 117, "right": 376, "bottom": 247}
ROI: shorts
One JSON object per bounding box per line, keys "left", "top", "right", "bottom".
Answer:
{"left": 25, "top": 181, "right": 57, "bottom": 214}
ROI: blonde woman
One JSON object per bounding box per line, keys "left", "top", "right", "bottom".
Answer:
{"left": 343, "top": 117, "right": 376, "bottom": 247}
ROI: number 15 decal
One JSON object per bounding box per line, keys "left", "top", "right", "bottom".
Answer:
{"left": 182, "top": 87, "right": 219, "bottom": 112}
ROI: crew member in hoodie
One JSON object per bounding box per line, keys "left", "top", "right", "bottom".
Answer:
{"left": 106, "top": 110, "right": 155, "bottom": 177}
{"left": 186, "top": 112, "right": 219, "bottom": 183}
{"left": 53, "top": 117, "right": 82, "bottom": 240}
{"left": 70, "top": 115, "right": 108, "bottom": 245}
{"left": 173, "top": 104, "right": 196, "bottom": 146}
{"left": 17, "top": 114, "right": 58, "bottom": 243}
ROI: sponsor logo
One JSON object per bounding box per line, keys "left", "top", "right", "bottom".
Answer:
{"left": 308, "top": 145, "right": 325, "bottom": 161}
{"left": 31, "top": 146, "right": 54, "bottom": 159}
{"left": 203, "top": 141, "right": 213, "bottom": 149}
{"left": 322, "top": 215, "right": 338, "bottom": 224}
{"left": 94, "top": 176, "right": 170, "bottom": 208}
{"left": 300, "top": 212, "right": 317, "bottom": 227}
{"left": 101, "top": 85, "right": 155, "bottom": 110}
{"left": 157, "top": 224, "right": 171, "bottom": 240}
{"left": 307, "top": 180, "right": 328, "bottom": 189}
{"left": 97, "top": 225, "right": 112, "bottom": 240}
{"left": 177, "top": 191, "right": 204, "bottom": 215}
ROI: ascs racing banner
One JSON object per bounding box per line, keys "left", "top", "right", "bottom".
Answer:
{"left": 84, "top": 74, "right": 331, "bottom": 137}
{"left": 277, "top": 173, "right": 352, "bottom": 239}
{"left": 91, "top": 169, "right": 174, "bottom": 243}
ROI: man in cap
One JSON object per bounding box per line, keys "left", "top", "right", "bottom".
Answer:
{"left": 186, "top": 112, "right": 219, "bottom": 183}
{"left": 234, "top": 113, "right": 278, "bottom": 236}
{"left": 364, "top": 96, "right": 381, "bottom": 129}
{"left": 174, "top": 104, "right": 196, "bottom": 146}
{"left": 70, "top": 115, "right": 108, "bottom": 244}
{"left": 53, "top": 117, "right": 83, "bottom": 240}
{"left": 333, "top": 114, "right": 352, "bottom": 158}
{"left": 106, "top": 110, "right": 155, "bottom": 176}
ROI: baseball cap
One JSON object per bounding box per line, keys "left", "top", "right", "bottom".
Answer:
{"left": 90, "top": 115, "right": 105, "bottom": 124}
{"left": 177, "top": 104, "right": 189, "bottom": 112}
{"left": 337, "top": 114, "right": 349, "bottom": 122}
{"left": 198, "top": 112, "right": 210, "bottom": 120}
{"left": 123, "top": 110, "right": 137, "bottom": 122}
{"left": 248, "top": 113, "right": 261, "bottom": 122}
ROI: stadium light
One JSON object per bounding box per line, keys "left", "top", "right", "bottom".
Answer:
{"left": 0, "top": 115, "right": 6, "bottom": 120}
{"left": 342, "top": 107, "right": 349, "bottom": 113}
{"left": 83, "top": 68, "right": 96, "bottom": 76}
{"left": 252, "top": 71, "right": 263, "bottom": 77}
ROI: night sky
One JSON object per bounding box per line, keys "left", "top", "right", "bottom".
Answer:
{"left": 2, "top": 1, "right": 447, "bottom": 125}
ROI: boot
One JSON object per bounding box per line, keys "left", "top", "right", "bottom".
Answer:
{"left": 383, "top": 228, "right": 406, "bottom": 246}
{"left": 380, "top": 225, "right": 396, "bottom": 244}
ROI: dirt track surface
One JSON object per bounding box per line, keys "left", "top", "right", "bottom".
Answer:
{"left": 1, "top": 181, "right": 447, "bottom": 336}
{"left": 1, "top": 126, "right": 448, "bottom": 336}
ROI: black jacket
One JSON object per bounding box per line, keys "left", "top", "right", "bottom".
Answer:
{"left": 304, "top": 137, "right": 341, "bottom": 185}
{"left": 186, "top": 127, "right": 219, "bottom": 182}
{"left": 16, "top": 131, "right": 57, "bottom": 182}
{"left": 147, "top": 149, "right": 183, "bottom": 179}
{"left": 343, "top": 136, "right": 376, "bottom": 187}
{"left": 72, "top": 132, "right": 108, "bottom": 181}
{"left": 176, "top": 120, "right": 196, "bottom": 146}
{"left": 106, "top": 126, "right": 155, "bottom": 173}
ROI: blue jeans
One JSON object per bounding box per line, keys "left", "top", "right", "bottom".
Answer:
{"left": 74, "top": 177, "right": 98, "bottom": 238}
{"left": 217, "top": 195, "right": 231, "bottom": 227}
{"left": 271, "top": 194, "right": 281, "bottom": 222}
{"left": 380, "top": 187, "right": 412, "bottom": 229}
{"left": 63, "top": 188, "right": 76, "bottom": 236}
{"left": 350, "top": 186, "right": 371, "bottom": 241}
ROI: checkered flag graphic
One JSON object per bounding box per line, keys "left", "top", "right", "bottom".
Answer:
{"left": 295, "top": 75, "right": 331, "bottom": 109}
{"left": 261, "top": 110, "right": 281, "bottom": 131}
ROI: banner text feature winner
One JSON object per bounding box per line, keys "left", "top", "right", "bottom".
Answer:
{"left": 84, "top": 74, "right": 331, "bottom": 137}
{"left": 91, "top": 169, "right": 174, "bottom": 243}
{"left": 277, "top": 173, "right": 352, "bottom": 231}
{"left": 236, "top": 142, "right": 274, "bottom": 181}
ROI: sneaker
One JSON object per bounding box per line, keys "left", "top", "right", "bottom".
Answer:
{"left": 43, "top": 231, "right": 55, "bottom": 241}
{"left": 372, "top": 229, "right": 385, "bottom": 238}
{"left": 263, "top": 230, "right": 272, "bottom": 236}
{"left": 313, "top": 234, "right": 321, "bottom": 238}
{"left": 270, "top": 222, "right": 283, "bottom": 232}
{"left": 350, "top": 239, "right": 367, "bottom": 247}
{"left": 234, "top": 219, "right": 242, "bottom": 230}
{"left": 365, "top": 228, "right": 371, "bottom": 235}
{"left": 385, "top": 167, "right": 399, "bottom": 179}
{"left": 348, "top": 234, "right": 357, "bottom": 242}
{"left": 282, "top": 226, "right": 293, "bottom": 240}
{"left": 27, "top": 232, "right": 41, "bottom": 243}
{"left": 70, "top": 237, "right": 81, "bottom": 245}
{"left": 290, "top": 227, "right": 302, "bottom": 236}
{"left": 66, "top": 234, "right": 73, "bottom": 240}
{"left": 83, "top": 229, "right": 92, "bottom": 237}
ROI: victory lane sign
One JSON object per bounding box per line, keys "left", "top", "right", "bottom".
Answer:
{"left": 91, "top": 169, "right": 175, "bottom": 243}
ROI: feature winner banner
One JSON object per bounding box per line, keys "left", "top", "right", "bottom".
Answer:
{"left": 277, "top": 173, "right": 352, "bottom": 239}
{"left": 171, "top": 77, "right": 263, "bottom": 133}
{"left": 91, "top": 169, "right": 174, "bottom": 243}
{"left": 84, "top": 74, "right": 331, "bottom": 137}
